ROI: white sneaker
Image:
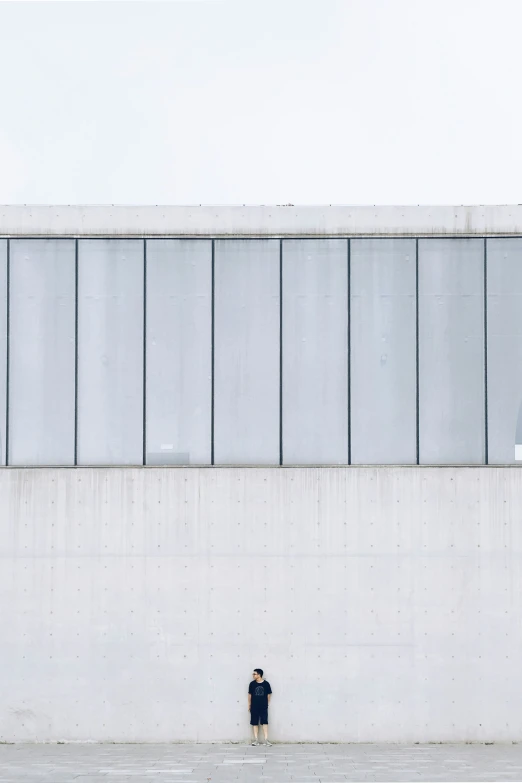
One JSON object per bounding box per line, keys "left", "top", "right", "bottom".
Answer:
{"left": 251, "top": 740, "right": 259, "bottom": 746}
{"left": 265, "top": 741, "right": 272, "bottom": 746}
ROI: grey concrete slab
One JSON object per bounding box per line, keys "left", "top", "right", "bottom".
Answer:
{"left": 5, "top": 466, "right": 522, "bottom": 744}
{"left": 1, "top": 744, "right": 522, "bottom": 783}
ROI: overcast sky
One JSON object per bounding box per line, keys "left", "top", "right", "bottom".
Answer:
{"left": 0, "top": 0, "right": 521, "bottom": 206}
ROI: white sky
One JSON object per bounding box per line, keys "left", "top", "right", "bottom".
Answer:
{"left": 0, "top": 0, "right": 521, "bottom": 206}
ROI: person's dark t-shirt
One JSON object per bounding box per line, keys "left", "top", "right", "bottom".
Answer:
{"left": 248, "top": 680, "right": 272, "bottom": 710}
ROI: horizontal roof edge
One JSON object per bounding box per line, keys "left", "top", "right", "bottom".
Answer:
{"left": 1, "top": 205, "right": 522, "bottom": 237}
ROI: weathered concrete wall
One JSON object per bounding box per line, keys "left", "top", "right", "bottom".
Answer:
{"left": 1, "top": 466, "right": 521, "bottom": 743}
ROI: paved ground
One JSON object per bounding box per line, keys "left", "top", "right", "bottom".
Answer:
{"left": 1, "top": 742, "right": 522, "bottom": 782}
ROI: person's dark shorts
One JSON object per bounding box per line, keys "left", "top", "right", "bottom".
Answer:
{"left": 250, "top": 708, "right": 268, "bottom": 725}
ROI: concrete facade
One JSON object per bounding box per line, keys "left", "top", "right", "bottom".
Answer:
{"left": 1, "top": 466, "right": 522, "bottom": 743}
{"left": 2, "top": 206, "right": 522, "bottom": 746}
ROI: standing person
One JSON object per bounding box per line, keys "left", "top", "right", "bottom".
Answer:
{"left": 248, "top": 669, "right": 272, "bottom": 745}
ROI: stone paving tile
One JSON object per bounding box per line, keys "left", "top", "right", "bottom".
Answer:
{"left": 1, "top": 743, "right": 522, "bottom": 782}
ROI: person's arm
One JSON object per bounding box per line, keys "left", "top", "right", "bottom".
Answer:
{"left": 267, "top": 693, "right": 271, "bottom": 706}
{"left": 248, "top": 692, "right": 251, "bottom": 711}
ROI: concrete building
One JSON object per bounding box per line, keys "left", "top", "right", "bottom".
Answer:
{"left": 1, "top": 206, "right": 522, "bottom": 742}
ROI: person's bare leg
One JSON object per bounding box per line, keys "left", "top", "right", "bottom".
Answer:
{"left": 252, "top": 725, "right": 259, "bottom": 742}
{"left": 262, "top": 724, "right": 268, "bottom": 742}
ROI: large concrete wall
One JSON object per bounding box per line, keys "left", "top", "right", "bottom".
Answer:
{"left": 1, "top": 466, "right": 522, "bottom": 743}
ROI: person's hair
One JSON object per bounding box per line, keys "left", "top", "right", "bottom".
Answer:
{"left": 254, "top": 668, "right": 263, "bottom": 677}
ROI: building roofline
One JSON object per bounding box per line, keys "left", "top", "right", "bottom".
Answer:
{"left": 1, "top": 204, "right": 522, "bottom": 237}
